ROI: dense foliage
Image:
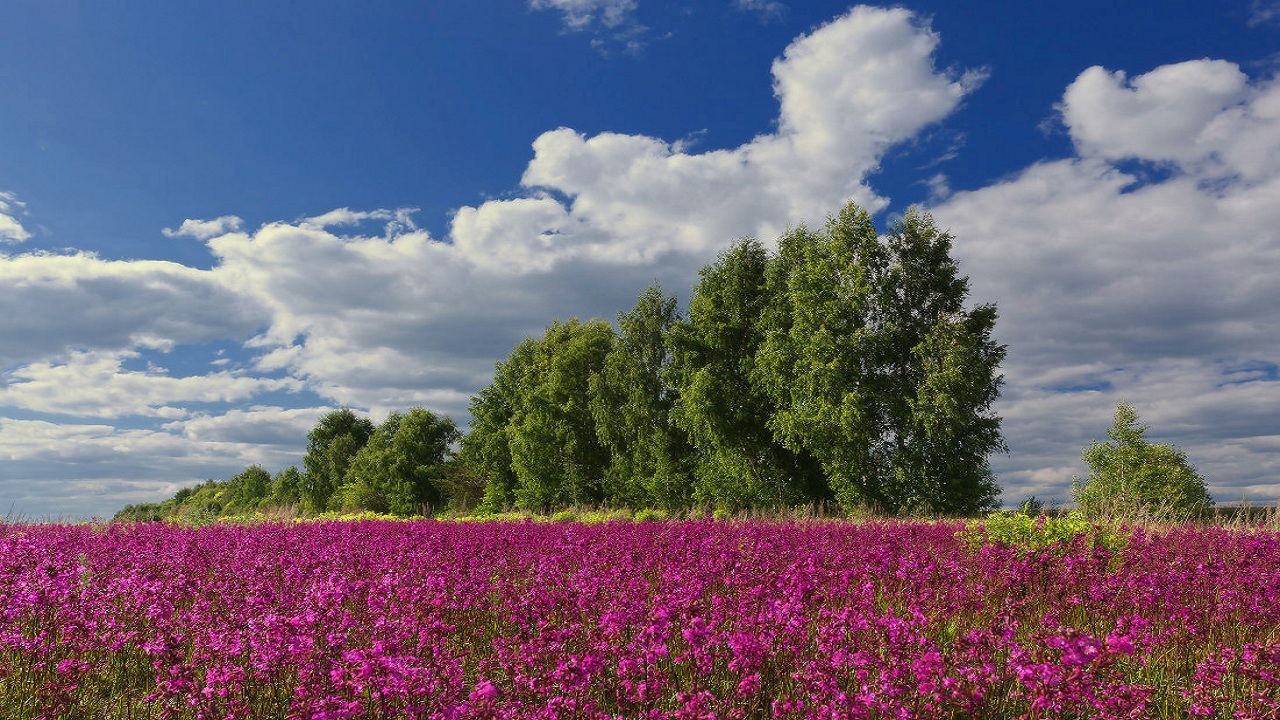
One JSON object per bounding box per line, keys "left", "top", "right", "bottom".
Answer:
{"left": 4, "top": 518, "right": 1278, "bottom": 718}
{"left": 465, "top": 201, "right": 1006, "bottom": 515}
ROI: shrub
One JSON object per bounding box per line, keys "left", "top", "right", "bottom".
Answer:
{"left": 959, "top": 510, "right": 1129, "bottom": 556}
{"left": 632, "top": 508, "right": 669, "bottom": 522}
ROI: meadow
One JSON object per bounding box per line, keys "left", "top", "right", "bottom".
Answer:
{"left": 1, "top": 516, "right": 1277, "bottom": 719}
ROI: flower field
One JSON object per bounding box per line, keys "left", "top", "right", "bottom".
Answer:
{"left": 2, "top": 518, "right": 1278, "bottom": 719}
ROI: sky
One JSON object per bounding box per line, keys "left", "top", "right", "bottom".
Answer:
{"left": 2, "top": 0, "right": 1279, "bottom": 519}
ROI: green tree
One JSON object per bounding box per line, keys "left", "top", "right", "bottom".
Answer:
{"left": 756, "top": 203, "right": 1004, "bottom": 515}
{"left": 224, "top": 465, "right": 271, "bottom": 513}
{"left": 263, "top": 466, "right": 303, "bottom": 509}
{"left": 590, "top": 284, "right": 696, "bottom": 510}
{"left": 670, "top": 239, "right": 824, "bottom": 510}
{"left": 345, "top": 407, "right": 460, "bottom": 515}
{"left": 1074, "top": 401, "right": 1213, "bottom": 518}
{"left": 300, "top": 408, "right": 374, "bottom": 514}
{"left": 462, "top": 337, "right": 541, "bottom": 513}
{"left": 508, "top": 319, "right": 616, "bottom": 510}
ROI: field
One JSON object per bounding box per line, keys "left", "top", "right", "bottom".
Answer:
{"left": 1, "top": 517, "right": 1278, "bottom": 719}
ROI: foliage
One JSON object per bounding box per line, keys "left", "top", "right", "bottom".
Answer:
{"left": 461, "top": 336, "right": 540, "bottom": 513}
{"left": 958, "top": 510, "right": 1129, "bottom": 556}
{"left": 113, "top": 405, "right": 462, "bottom": 522}
{"left": 6, "top": 519, "right": 1280, "bottom": 718}
{"left": 344, "top": 407, "right": 460, "bottom": 515}
{"left": 589, "top": 284, "right": 695, "bottom": 510}
{"left": 507, "top": 319, "right": 616, "bottom": 510}
{"left": 223, "top": 465, "right": 271, "bottom": 513}
{"left": 263, "top": 466, "right": 303, "bottom": 509}
{"left": 668, "top": 239, "right": 825, "bottom": 510}
{"left": 121, "top": 200, "right": 1008, "bottom": 522}
{"left": 461, "top": 201, "right": 1007, "bottom": 517}
{"left": 757, "top": 204, "right": 1005, "bottom": 515}
{"left": 1074, "top": 402, "right": 1213, "bottom": 520}
{"left": 300, "top": 408, "right": 375, "bottom": 514}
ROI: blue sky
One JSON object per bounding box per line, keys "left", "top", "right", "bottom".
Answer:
{"left": 3, "top": 1, "right": 1279, "bottom": 518}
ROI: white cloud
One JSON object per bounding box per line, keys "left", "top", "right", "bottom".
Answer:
{"left": 1250, "top": 0, "right": 1280, "bottom": 26}
{"left": 503, "top": 6, "right": 975, "bottom": 264}
{"left": 0, "top": 414, "right": 311, "bottom": 518}
{"left": 529, "top": 0, "right": 647, "bottom": 53}
{"left": 164, "top": 406, "right": 330, "bottom": 446}
{"left": 0, "top": 191, "right": 32, "bottom": 243}
{"left": 937, "top": 62, "right": 1280, "bottom": 502}
{"left": 0, "top": 350, "right": 301, "bottom": 419}
{"left": 0, "top": 250, "right": 268, "bottom": 367}
{"left": 1061, "top": 61, "right": 1250, "bottom": 170}
{"left": 530, "top": 0, "right": 638, "bottom": 30}
{"left": 162, "top": 215, "right": 244, "bottom": 240}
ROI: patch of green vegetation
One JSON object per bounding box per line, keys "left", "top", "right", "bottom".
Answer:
{"left": 958, "top": 510, "right": 1129, "bottom": 556}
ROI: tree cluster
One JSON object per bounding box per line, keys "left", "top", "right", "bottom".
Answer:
{"left": 114, "top": 407, "right": 462, "bottom": 522}
{"left": 116, "top": 201, "right": 1009, "bottom": 522}
{"left": 463, "top": 202, "right": 1007, "bottom": 516}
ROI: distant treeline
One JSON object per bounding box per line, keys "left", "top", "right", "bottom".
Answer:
{"left": 116, "top": 202, "right": 1007, "bottom": 522}
{"left": 114, "top": 406, "right": 466, "bottom": 522}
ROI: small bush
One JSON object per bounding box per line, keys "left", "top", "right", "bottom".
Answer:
{"left": 958, "top": 510, "right": 1129, "bottom": 556}
{"left": 632, "top": 508, "right": 669, "bottom": 523}
{"left": 549, "top": 509, "right": 578, "bottom": 523}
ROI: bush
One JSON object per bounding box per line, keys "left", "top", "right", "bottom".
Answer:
{"left": 327, "top": 483, "right": 388, "bottom": 514}
{"left": 958, "top": 510, "right": 1128, "bottom": 556}
{"left": 632, "top": 508, "right": 669, "bottom": 523}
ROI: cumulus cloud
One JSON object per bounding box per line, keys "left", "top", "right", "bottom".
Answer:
{"left": 0, "top": 191, "right": 32, "bottom": 243}
{"left": 936, "top": 62, "right": 1280, "bottom": 502}
{"left": 0, "top": 415, "right": 313, "bottom": 518}
{"left": 1060, "top": 61, "right": 1252, "bottom": 172}
{"left": 164, "top": 406, "right": 330, "bottom": 446}
{"left": 496, "top": 6, "right": 974, "bottom": 266}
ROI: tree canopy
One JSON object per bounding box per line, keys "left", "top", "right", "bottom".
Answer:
{"left": 465, "top": 201, "right": 1006, "bottom": 515}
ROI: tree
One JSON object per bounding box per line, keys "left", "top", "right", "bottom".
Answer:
{"left": 669, "top": 239, "right": 824, "bottom": 509}
{"left": 224, "top": 465, "right": 271, "bottom": 513}
{"left": 462, "top": 337, "right": 541, "bottom": 513}
{"left": 264, "top": 466, "right": 303, "bottom": 509}
{"left": 508, "top": 319, "right": 616, "bottom": 510}
{"left": 1074, "top": 401, "right": 1212, "bottom": 518}
{"left": 300, "top": 408, "right": 375, "bottom": 514}
{"left": 756, "top": 203, "right": 1004, "bottom": 514}
{"left": 345, "top": 407, "right": 461, "bottom": 515}
{"left": 590, "top": 284, "right": 696, "bottom": 510}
